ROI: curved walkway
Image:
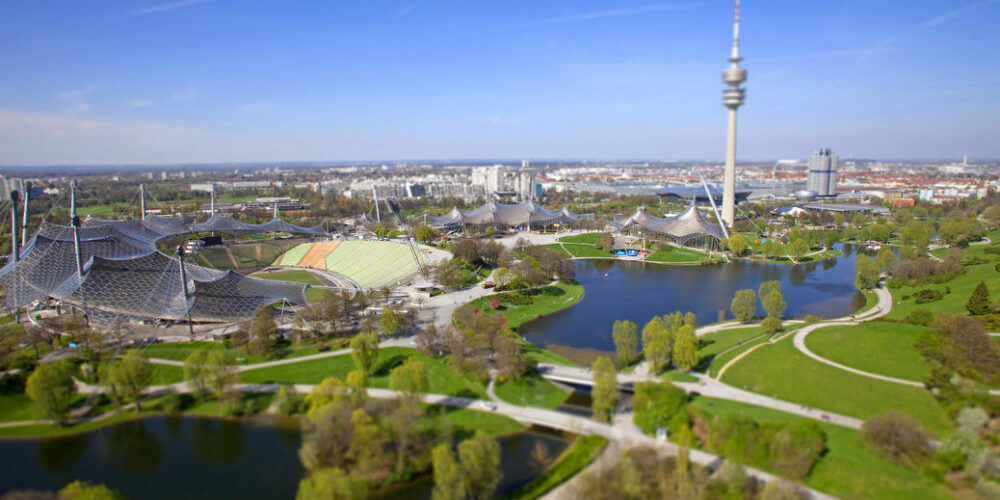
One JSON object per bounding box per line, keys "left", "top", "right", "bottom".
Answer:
{"left": 7, "top": 379, "right": 832, "bottom": 500}
{"left": 715, "top": 284, "right": 891, "bottom": 381}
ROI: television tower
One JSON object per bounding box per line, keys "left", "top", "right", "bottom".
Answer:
{"left": 721, "top": 0, "right": 747, "bottom": 227}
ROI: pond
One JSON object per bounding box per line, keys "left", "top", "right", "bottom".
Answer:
{"left": 520, "top": 244, "right": 869, "bottom": 359}
{"left": 0, "top": 415, "right": 570, "bottom": 499}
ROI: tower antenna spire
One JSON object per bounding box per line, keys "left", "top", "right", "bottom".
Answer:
{"left": 720, "top": 0, "right": 747, "bottom": 228}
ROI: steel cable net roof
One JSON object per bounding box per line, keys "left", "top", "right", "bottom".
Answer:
{"left": 609, "top": 202, "right": 725, "bottom": 242}
{"left": 193, "top": 214, "right": 325, "bottom": 235}
{"left": 0, "top": 216, "right": 313, "bottom": 323}
{"left": 427, "top": 201, "right": 582, "bottom": 229}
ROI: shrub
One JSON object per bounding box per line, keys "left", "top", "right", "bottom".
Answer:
{"left": 631, "top": 381, "right": 688, "bottom": 434}
{"left": 862, "top": 411, "right": 932, "bottom": 465}
{"left": 496, "top": 292, "right": 533, "bottom": 305}
{"left": 761, "top": 317, "right": 783, "bottom": 333}
{"left": 907, "top": 309, "right": 934, "bottom": 326}
{"left": 803, "top": 314, "right": 820, "bottom": 324}
{"left": 160, "top": 389, "right": 193, "bottom": 412}
{"left": 913, "top": 288, "right": 943, "bottom": 304}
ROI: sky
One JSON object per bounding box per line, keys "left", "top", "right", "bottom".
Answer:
{"left": 0, "top": 0, "right": 998, "bottom": 166}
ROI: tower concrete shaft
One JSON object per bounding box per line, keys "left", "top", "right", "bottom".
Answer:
{"left": 721, "top": 0, "right": 746, "bottom": 227}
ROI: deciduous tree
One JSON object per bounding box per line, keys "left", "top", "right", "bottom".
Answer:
{"left": 591, "top": 356, "right": 619, "bottom": 423}
{"left": 672, "top": 325, "right": 698, "bottom": 371}
{"left": 730, "top": 289, "right": 757, "bottom": 323}
{"left": 350, "top": 332, "right": 379, "bottom": 375}
{"left": 458, "top": 431, "right": 502, "bottom": 500}
{"left": 611, "top": 319, "right": 638, "bottom": 370}
{"left": 25, "top": 360, "right": 75, "bottom": 423}
{"left": 106, "top": 351, "right": 153, "bottom": 411}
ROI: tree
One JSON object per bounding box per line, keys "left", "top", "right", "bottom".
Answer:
{"left": 458, "top": 431, "right": 502, "bottom": 500}
{"left": 876, "top": 246, "right": 896, "bottom": 272}
{"left": 727, "top": 234, "right": 748, "bottom": 256}
{"left": 25, "top": 360, "right": 75, "bottom": 423}
{"left": 596, "top": 233, "right": 614, "bottom": 253}
{"left": 672, "top": 325, "right": 698, "bottom": 371}
{"left": 350, "top": 332, "right": 379, "bottom": 376}
{"left": 432, "top": 444, "right": 467, "bottom": 500}
{"left": 855, "top": 255, "right": 881, "bottom": 289}
{"left": 591, "top": 357, "right": 619, "bottom": 423}
{"left": 249, "top": 307, "right": 277, "bottom": 356}
{"left": 611, "top": 319, "right": 638, "bottom": 370}
{"left": 388, "top": 357, "right": 427, "bottom": 399}
{"left": 414, "top": 225, "right": 436, "bottom": 243}
{"left": 761, "top": 289, "right": 787, "bottom": 319}
{"left": 296, "top": 468, "right": 365, "bottom": 500}
{"left": 967, "top": 281, "right": 993, "bottom": 315}
{"left": 833, "top": 213, "right": 845, "bottom": 227}
{"left": 758, "top": 281, "right": 781, "bottom": 306}
{"left": 631, "top": 381, "right": 688, "bottom": 434}
{"left": 759, "top": 479, "right": 802, "bottom": 500}
{"left": 183, "top": 350, "right": 211, "bottom": 398}
{"left": 59, "top": 481, "right": 124, "bottom": 500}
{"left": 789, "top": 239, "right": 809, "bottom": 260}
{"left": 823, "top": 230, "right": 839, "bottom": 249}
{"left": 642, "top": 317, "right": 671, "bottom": 374}
{"left": 379, "top": 306, "right": 403, "bottom": 336}
{"left": 497, "top": 336, "right": 527, "bottom": 380}
{"left": 730, "top": 289, "right": 756, "bottom": 323}
{"left": 761, "top": 316, "right": 783, "bottom": 333}
{"left": 106, "top": 351, "right": 153, "bottom": 411}
{"left": 862, "top": 411, "right": 931, "bottom": 464}
{"left": 204, "top": 350, "right": 236, "bottom": 400}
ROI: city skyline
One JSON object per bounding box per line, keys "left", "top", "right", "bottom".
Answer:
{"left": 1, "top": 0, "right": 998, "bottom": 165}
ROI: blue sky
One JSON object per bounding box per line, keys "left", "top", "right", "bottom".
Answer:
{"left": 0, "top": 0, "right": 997, "bottom": 165}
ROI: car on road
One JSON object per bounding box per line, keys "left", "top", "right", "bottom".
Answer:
{"left": 479, "top": 401, "right": 497, "bottom": 411}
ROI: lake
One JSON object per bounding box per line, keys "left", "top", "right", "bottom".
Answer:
{"left": 520, "top": 244, "right": 868, "bottom": 358}
{"left": 0, "top": 415, "right": 569, "bottom": 499}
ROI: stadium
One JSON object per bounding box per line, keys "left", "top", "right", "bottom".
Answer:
{"left": 0, "top": 187, "right": 426, "bottom": 327}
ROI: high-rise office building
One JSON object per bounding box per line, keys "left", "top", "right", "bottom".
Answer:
{"left": 517, "top": 172, "right": 535, "bottom": 201}
{"left": 806, "top": 148, "right": 838, "bottom": 197}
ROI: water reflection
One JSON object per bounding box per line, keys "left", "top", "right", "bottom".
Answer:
{"left": 521, "top": 244, "right": 865, "bottom": 354}
{"left": 190, "top": 417, "right": 245, "bottom": 465}
{"left": 107, "top": 420, "right": 163, "bottom": 474}
{"left": 38, "top": 433, "right": 90, "bottom": 471}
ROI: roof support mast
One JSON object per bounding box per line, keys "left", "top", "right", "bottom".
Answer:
{"left": 21, "top": 182, "right": 30, "bottom": 248}
{"left": 70, "top": 180, "right": 89, "bottom": 326}
{"left": 139, "top": 184, "right": 146, "bottom": 221}
{"left": 176, "top": 246, "right": 195, "bottom": 339}
{"left": 9, "top": 190, "right": 19, "bottom": 323}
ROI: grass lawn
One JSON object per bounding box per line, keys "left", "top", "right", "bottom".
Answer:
{"left": 562, "top": 243, "right": 612, "bottom": 259}
{"left": 494, "top": 373, "right": 569, "bottom": 409}
{"left": 0, "top": 393, "right": 45, "bottom": 422}
{"left": 721, "top": 336, "right": 950, "bottom": 434}
{"left": 137, "top": 340, "right": 325, "bottom": 365}
{"left": 540, "top": 244, "right": 571, "bottom": 258}
{"left": 423, "top": 404, "right": 525, "bottom": 437}
{"left": 504, "top": 434, "right": 607, "bottom": 500}
{"left": 149, "top": 363, "right": 185, "bottom": 385}
{"left": 76, "top": 204, "right": 117, "bottom": 218}
{"left": 646, "top": 246, "right": 705, "bottom": 263}
{"left": 239, "top": 347, "right": 488, "bottom": 399}
{"left": 806, "top": 322, "right": 932, "bottom": 382}
{"left": 888, "top": 232, "right": 1000, "bottom": 320}
{"left": 522, "top": 341, "right": 576, "bottom": 366}
{"left": 688, "top": 396, "right": 954, "bottom": 500}
{"left": 456, "top": 281, "right": 585, "bottom": 330}
{"left": 695, "top": 326, "right": 767, "bottom": 372}
{"left": 556, "top": 233, "right": 602, "bottom": 244}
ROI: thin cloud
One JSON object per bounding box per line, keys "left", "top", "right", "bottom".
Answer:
{"left": 128, "top": 99, "right": 156, "bottom": 109}
{"left": 519, "top": 3, "right": 705, "bottom": 27}
{"left": 169, "top": 88, "right": 202, "bottom": 102}
{"left": 923, "top": 0, "right": 999, "bottom": 27}
{"left": 394, "top": 4, "right": 416, "bottom": 18}
{"left": 57, "top": 88, "right": 95, "bottom": 101}
{"left": 126, "top": 0, "right": 216, "bottom": 17}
